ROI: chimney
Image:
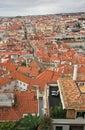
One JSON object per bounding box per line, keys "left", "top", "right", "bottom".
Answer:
{"left": 54, "top": 63, "right": 58, "bottom": 72}
{"left": 73, "top": 65, "right": 78, "bottom": 81}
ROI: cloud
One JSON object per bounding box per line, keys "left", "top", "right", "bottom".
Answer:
{"left": 0, "top": 0, "right": 85, "bottom": 16}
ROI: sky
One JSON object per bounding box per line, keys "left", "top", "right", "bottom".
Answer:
{"left": 0, "top": 0, "right": 85, "bottom": 16}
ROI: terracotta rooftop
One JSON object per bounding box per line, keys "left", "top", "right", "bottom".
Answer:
{"left": 30, "top": 60, "right": 40, "bottom": 68}
{"left": 30, "top": 68, "right": 63, "bottom": 90}
{"left": 3, "top": 63, "right": 18, "bottom": 72}
{"left": 10, "top": 71, "right": 31, "bottom": 84}
{"left": 77, "top": 73, "right": 85, "bottom": 81}
{"left": 58, "top": 76, "right": 85, "bottom": 111}
{"left": 18, "top": 66, "right": 39, "bottom": 77}
{"left": 0, "top": 91, "right": 38, "bottom": 121}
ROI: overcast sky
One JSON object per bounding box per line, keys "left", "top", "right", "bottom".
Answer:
{"left": 0, "top": 0, "right": 85, "bottom": 16}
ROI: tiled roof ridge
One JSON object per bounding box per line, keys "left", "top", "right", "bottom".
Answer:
{"left": 60, "top": 78, "right": 70, "bottom": 108}
{"left": 50, "top": 70, "right": 56, "bottom": 81}
{"left": 59, "top": 76, "right": 85, "bottom": 110}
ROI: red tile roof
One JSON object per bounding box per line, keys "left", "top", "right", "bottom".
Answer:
{"left": 58, "top": 76, "right": 85, "bottom": 110}
{"left": 0, "top": 76, "right": 14, "bottom": 86}
{"left": 3, "top": 63, "right": 18, "bottom": 72}
{"left": 18, "top": 66, "right": 39, "bottom": 77}
{"left": 50, "top": 56, "right": 60, "bottom": 62}
{"left": 78, "top": 66, "right": 85, "bottom": 73}
{"left": 0, "top": 91, "right": 38, "bottom": 121}
{"left": 63, "top": 65, "right": 73, "bottom": 74}
{"left": 18, "top": 66, "right": 30, "bottom": 74}
{"left": 30, "top": 60, "right": 40, "bottom": 68}
{"left": 30, "top": 68, "right": 63, "bottom": 90}
{"left": 0, "top": 108, "right": 19, "bottom": 121}
{"left": 10, "top": 71, "right": 31, "bottom": 84}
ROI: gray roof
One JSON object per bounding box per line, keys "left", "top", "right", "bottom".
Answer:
{"left": 0, "top": 93, "right": 14, "bottom": 107}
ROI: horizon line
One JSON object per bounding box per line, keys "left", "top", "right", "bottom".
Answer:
{"left": 0, "top": 11, "right": 85, "bottom": 18}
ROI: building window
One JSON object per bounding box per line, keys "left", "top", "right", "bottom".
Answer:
{"left": 17, "top": 81, "right": 18, "bottom": 83}
{"left": 23, "top": 83, "right": 25, "bottom": 86}
{"left": 76, "top": 112, "right": 85, "bottom": 118}
{"left": 56, "top": 126, "right": 62, "bottom": 130}
{"left": 20, "top": 82, "right": 22, "bottom": 85}
{"left": 82, "top": 83, "right": 84, "bottom": 86}
{"left": 80, "top": 83, "right": 84, "bottom": 86}
{"left": 70, "top": 126, "right": 83, "bottom": 130}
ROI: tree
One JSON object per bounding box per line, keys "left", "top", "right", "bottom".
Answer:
{"left": 21, "top": 61, "right": 26, "bottom": 66}
{"left": 50, "top": 103, "right": 66, "bottom": 119}
{"left": 0, "top": 121, "right": 15, "bottom": 130}
{"left": 40, "top": 115, "right": 53, "bottom": 130}
{"left": 12, "top": 114, "right": 40, "bottom": 130}
{"left": 74, "top": 22, "right": 81, "bottom": 28}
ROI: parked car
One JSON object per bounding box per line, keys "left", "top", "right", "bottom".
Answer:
{"left": 51, "top": 90, "right": 59, "bottom": 96}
